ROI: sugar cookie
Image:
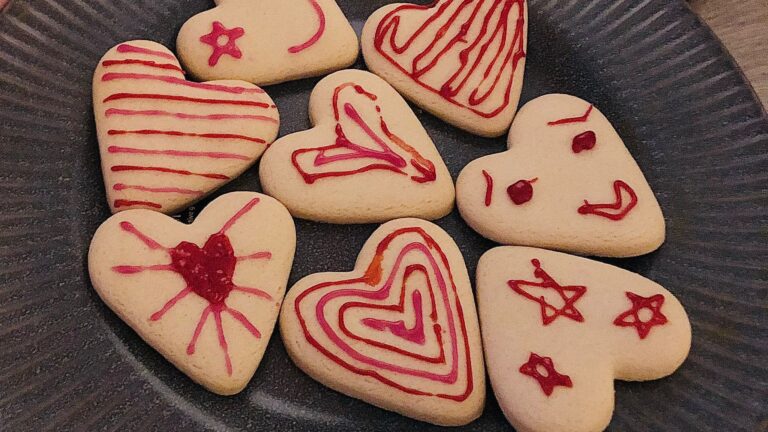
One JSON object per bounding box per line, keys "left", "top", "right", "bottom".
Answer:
{"left": 456, "top": 93, "right": 665, "bottom": 257}
{"left": 88, "top": 192, "right": 296, "bottom": 395}
{"left": 259, "top": 69, "right": 455, "bottom": 223}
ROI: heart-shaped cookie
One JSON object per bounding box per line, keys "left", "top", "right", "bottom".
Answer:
{"left": 93, "top": 40, "right": 280, "bottom": 215}
{"left": 280, "top": 218, "right": 485, "bottom": 425}
{"left": 456, "top": 93, "right": 665, "bottom": 257}
{"left": 259, "top": 69, "right": 455, "bottom": 223}
{"left": 477, "top": 246, "right": 691, "bottom": 432}
{"left": 361, "top": 0, "right": 528, "bottom": 137}
{"left": 88, "top": 192, "right": 296, "bottom": 395}
{"left": 177, "top": 0, "right": 359, "bottom": 86}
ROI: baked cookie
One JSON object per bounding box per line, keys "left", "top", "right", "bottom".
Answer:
{"left": 259, "top": 70, "right": 455, "bottom": 223}
{"left": 89, "top": 192, "right": 296, "bottom": 395}
{"left": 177, "top": 0, "right": 359, "bottom": 86}
{"left": 280, "top": 218, "right": 485, "bottom": 425}
{"left": 361, "top": 0, "right": 528, "bottom": 137}
{"left": 477, "top": 246, "right": 691, "bottom": 432}
{"left": 456, "top": 93, "right": 665, "bottom": 257}
{"left": 93, "top": 40, "right": 279, "bottom": 215}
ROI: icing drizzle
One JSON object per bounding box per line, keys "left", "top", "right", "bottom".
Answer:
{"left": 578, "top": 180, "right": 638, "bottom": 221}
{"left": 508, "top": 259, "right": 587, "bottom": 325}
{"left": 373, "top": 0, "right": 526, "bottom": 118}
{"left": 288, "top": 0, "right": 326, "bottom": 53}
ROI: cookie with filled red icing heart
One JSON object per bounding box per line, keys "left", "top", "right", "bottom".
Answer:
{"left": 456, "top": 93, "right": 665, "bottom": 257}
{"left": 88, "top": 192, "right": 296, "bottom": 395}
{"left": 177, "top": 0, "right": 358, "bottom": 86}
{"left": 259, "top": 69, "right": 455, "bottom": 224}
{"left": 280, "top": 218, "right": 485, "bottom": 425}
{"left": 93, "top": 40, "right": 280, "bottom": 215}
{"left": 477, "top": 246, "right": 691, "bottom": 432}
{"left": 361, "top": 0, "right": 528, "bottom": 137}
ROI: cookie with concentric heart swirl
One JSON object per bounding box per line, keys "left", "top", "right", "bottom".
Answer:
{"left": 477, "top": 246, "right": 691, "bottom": 432}
{"left": 93, "top": 40, "right": 279, "bottom": 214}
{"left": 456, "top": 93, "right": 665, "bottom": 257}
{"left": 362, "top": 0, "right": 528, "bottom": 137}
{"left": 177, "top": 0, "right": 359, "bottom": 86}
{"left": 280, "top": 218, "right": 485, "bottom": 425}
{"left": 259, "top": 69, "right": 455, "bottom": 223}
{"left": 89, "top": 192, "right": 295, "bottom": 395}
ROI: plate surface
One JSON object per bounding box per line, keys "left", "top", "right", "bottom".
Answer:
{"left": 1, "top": 0, "right": 766, "bottom": 430}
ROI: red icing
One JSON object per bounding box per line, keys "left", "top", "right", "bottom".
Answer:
{"left": 102, "top": 59, "right": 184, "bottom": 73}
{"left": 108, "top": 145, "right": 250, "bottom": 161}
{"left": 110, "top": 165, "right": 230, "bottom": 180}
{"left": 113, "top": 183, "right": 203, "bottom": 196}
{"left": 116, "top": 43, "right": 175, "bottom": 60}
{"left": 482, "top": 170, "right": 493, "bottom": 206}
{"left": 290, "top": 82, "right": 437, "bottom": 184}
{"left": 508, "top": 259, "right": 587, "bottom": 325}
{"left": 101, "top": 73, "right": 264, "bottom": 94}
{"left": 104, "top": 108, "right": 276, "bottom": 123}
{"left": 572, "top": 130, "right": 596, "bottom": 153}
{"left": 547, "top": 105, "right": 593, "bottom": 125}
{"left": 112, "top": 198, "right": 273, "bottom": 375}
{"left": 613, "top": 292, "right": 668, "bottom": 339}
{"left": 519, "top": 353, "right": 573, "bottom": 396}
{"left": 199, "top": 21, "right": 245, "bottom": 66}
{"left": 507, "top": 178, "right": 537, "bottom": 205}
{"left": 361, "top": 288, "right": 427, "bottom": 345}
{"left": 288, "top": 0, "right": 326, "bottom": 53}
{"left": 294, "top": 227, "right": 474, "bottom": 401}
{"left": 114, "top": 199, "right": 161, "bottom": 209}
{"left": 108, "top": 130, "right": 267, "bottom": 144}
{"left": 373, "top": 0, "right": 526, "bottom": 118}
{"left": 103, "top": 93, "right": 274, "bottom": 108}
{"left": 578, "top": 180, "right": 638, "bottom": 221}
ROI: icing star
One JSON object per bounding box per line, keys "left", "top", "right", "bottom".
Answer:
{"left": 519, "top": 353, "right": 573, "bottom": 396}
{"left": 613, "top": 291, "right": 668, "bottom": 339}
{"left": 200, "top": 21, "right": 245, "bottom": 66}
{"left": 508, "top": 259, "right": 587, "bottom": 325}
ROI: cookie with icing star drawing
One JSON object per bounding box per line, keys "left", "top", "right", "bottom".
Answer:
{"left": 477, "top": 246, "right": 691, "bottom": 432}
{"left": 259, "top": 69, "right": 455, "bottom": 224}
{"left": 362, "top": 0, "right": 528, "bottom": 137}
{"left": 456, "top": 93, "right": 665, "bottom": 257}
{"left": 280, "top": 218, "right": 485, "bottom": 426}
{"left": 177, "top": 0, "right": 359, "bottom": 86}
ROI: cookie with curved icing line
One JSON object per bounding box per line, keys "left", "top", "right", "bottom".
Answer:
{"left": 456, "top": 93, "right": 665, "bottom": 257}
{"left": 280, "top": 218, "right": 485, "bottom": 425}
{"left": 177, "top": 0, "right": 359, "bottom": 86}
{"left": 93, "top": 40, "right": 280, "bottom": 215}
{"left": 259, "top": 69, "right": 455, "bottom": 224}
{"left": 89, "top": 192, "right": 296, "bottom": 395}
{"left": 361, "top": 0, "right": 528, "bottom": 137}
{"left": 477, "top": 246, "right": 691, "bottom": 432}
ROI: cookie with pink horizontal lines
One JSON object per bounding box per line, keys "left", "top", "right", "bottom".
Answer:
{"left": 88, "top": 192, "right": 295, "bottom": 395}
{"left": 456, "top": 93, "right": 665, "bottom": 257}
{"left": 93, "top": 40, "right": 279, "bottom": 215}
{"left": 280, "top": 218, "right": 485, "bottom": 425}
{"left": 177, "top": 0, "right": 359, "bottom": 86}
{"left": 477, "top": 246, "right": 691, "bottom": 432}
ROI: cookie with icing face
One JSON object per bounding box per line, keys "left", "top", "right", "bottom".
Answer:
{"left": 93, "top": 40, "right": 280, "bottom": 215}
{"left": 456, "top": 93, "right": 665, "bottom": 257}
{"left": 89, "top": 192, "right": 296, "bottom": 395}
{"left": 477, "top": 246, "right": 691, "bottom": 432}
{"left": 259, "top": 69, "right": 455, "bottom": 224}
{"left": 361, "top": 0, "right": 528, "bottom": 137}
{"left": 280, "top": 218, "right": 485, "bottom": 426}
{"left": 177, "top": 0, "right": 359, "bottom": 86}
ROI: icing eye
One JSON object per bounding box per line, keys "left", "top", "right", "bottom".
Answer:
{"left": 507, "top": 178, "right": 537, "bottom": 205}
{"left": 572, "top": 130, "right": 596, "bottom": 153}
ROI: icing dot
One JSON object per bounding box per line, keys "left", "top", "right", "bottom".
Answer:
{"left": 572, "top": 130, "right": 596, "bottom": 153}
{"left": 507, "top": 179, "right": 536, "bottom": 205}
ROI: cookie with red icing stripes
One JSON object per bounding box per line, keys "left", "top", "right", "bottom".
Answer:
{"left": 259, "top": 69, "right": 455, "bottom": 224}
{"left": 456, "top": 93, "right": 666, "bottom": 257}
{"left": 177, "top": 0, "right": 359, "bottom": 86}
{"left": 362, "top": 0, "right": 528, "bottom": 137}
{"left": 93, "top": 40, "right": 279, "bottom": 215}
{"left": 89, "top": 192, "right": 296, "bottom": 395}
{"left": 477, "top": 246, "right": 691, "bottom": 432}
{"left": 280, "top": 218, "right": 485, "bottom": 426}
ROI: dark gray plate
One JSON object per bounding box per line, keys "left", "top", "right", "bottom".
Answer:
{"left": 0, "top": 0, "right": 766, "bottom": 430}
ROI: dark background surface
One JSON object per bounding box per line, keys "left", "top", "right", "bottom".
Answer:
{"left": 0, "top": 0, "right": 766, "bottom": 430}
